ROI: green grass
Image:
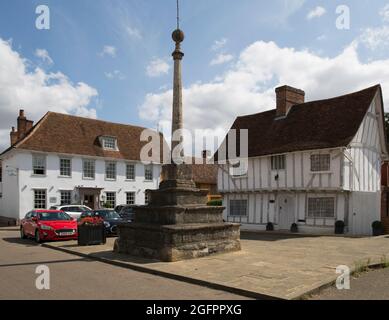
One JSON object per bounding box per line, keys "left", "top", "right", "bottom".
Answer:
{"left": 353, "top": 258, "right": 371, "bottom": 277}
{"left": 380, "top": 255, "right": 389, "bottom": 268}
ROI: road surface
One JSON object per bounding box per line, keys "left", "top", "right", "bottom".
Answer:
{"left": 0, "top": 228, "right": 248, "bottom": 300}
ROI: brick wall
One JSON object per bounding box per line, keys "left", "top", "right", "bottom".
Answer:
{"left": 382, "top": 187, "right": 389, "bottom": 234}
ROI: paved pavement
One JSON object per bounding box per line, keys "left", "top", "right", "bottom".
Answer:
{"left": 0, "top": 228, "right": 248, "bottom": 300}
{"left": 45, "top": 231, "right": 389, "bottom": 300}
{"left": 311, "top": 268, "right": 389, "bottom": 300}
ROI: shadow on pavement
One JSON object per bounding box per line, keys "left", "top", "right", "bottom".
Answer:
{"left": 0, "top": 257, "right": 88, "bottom": 268}
{"left": 2, "top": 237, "right": 40, "bottom": 247}
{"left": 240, "top": 231, "right": 319, "bottom": 241}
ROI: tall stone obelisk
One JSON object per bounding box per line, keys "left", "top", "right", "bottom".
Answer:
{"left": 114, "top": 1, "right": 241, "bottom": 262}
{"left": 160, "top": 26, "right": 194, "bottom": 190}
{"left": 171, "top": 28, "right": 184, "bottom": 155}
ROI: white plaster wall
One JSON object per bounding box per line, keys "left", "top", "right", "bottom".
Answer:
{"left": 218, "top": 148, "right": 343, "bottom": 193}
{"left": 1, "top": 150, "right": 161, "bottom": 220}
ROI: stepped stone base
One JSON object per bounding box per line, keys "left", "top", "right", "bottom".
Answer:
{"left": 114, "top": 222, "right": 241, "bottom": 262}
{"left": 114, "top": 164, "right": 241, "bottom": 262}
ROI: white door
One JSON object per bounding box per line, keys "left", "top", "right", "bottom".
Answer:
{"left": 278, "top": 195, "right": 295, "bottom": 230}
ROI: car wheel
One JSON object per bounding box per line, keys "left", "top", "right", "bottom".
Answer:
{"left": 35, "top": 230, "right": 42, "bottom": 243}
{"left": 20, "top": 227, "right": 27, "bottom": 239}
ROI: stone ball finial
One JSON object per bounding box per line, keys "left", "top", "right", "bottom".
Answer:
{"left": 172, "top": 29, "right": 184, "bottom": 43}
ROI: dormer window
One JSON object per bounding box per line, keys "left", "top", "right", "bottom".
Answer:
{"left": 100, "top": 136, "right": 118, "bottom": 151}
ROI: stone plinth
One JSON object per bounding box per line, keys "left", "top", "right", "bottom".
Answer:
{"left": 114, "top": 165, "right": 241, "bottom": 262}
{"left": 114, "top": 222, "right": 241, "bottom": 262}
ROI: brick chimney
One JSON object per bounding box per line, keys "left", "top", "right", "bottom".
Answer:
{"left": 10, "top": 109, "right": 34, "bottom": 146}
{"left": 275, "top": 85, "right": 305, "bottom": 118}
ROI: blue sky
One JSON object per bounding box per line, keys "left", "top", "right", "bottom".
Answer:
{"left": 0, "top": 0, "right": 389, "bottom": 152}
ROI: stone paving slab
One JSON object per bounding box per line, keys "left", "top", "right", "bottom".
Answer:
{"left": 43, "top": 232, "right": 389, "bottom": 300}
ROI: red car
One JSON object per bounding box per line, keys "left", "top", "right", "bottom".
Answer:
{"left": 20, "top": 210, "right": 78, "bottom": 243}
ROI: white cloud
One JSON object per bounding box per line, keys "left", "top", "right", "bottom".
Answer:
{"left": 211, "top": 38, "right": 228, "bottom": 51}
{"left": 380, "top": 4, "right": 389, "bottom": 22}
{"left": 99, "top": 45, "right": 117, "bottom": 58}
{"left": 307, "top": 6, "right": 327, "bottom": 20}
{"left": 104, "top": 70, "right": 126, "bottom": 80}
{"left": 35, "top": 48, "right": 53, "bottom": 65}
{"left": 210, "top": 53, "right": 234, "bottom": 66}
{"left": 146, "top": 58, "right": 170, "bottom": 78}
{"left": 139, "top": 40, "right": 389, "bottom": 154}
{"left": 359, "top": 26, "right": 389, "bottom": 50}
{"left": 0, "top": 38, "right": 98, "bottom": 150}
{"left": 126, "top": 26, "right": 142, "bottom": 39}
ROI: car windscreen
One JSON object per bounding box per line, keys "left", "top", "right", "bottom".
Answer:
{"left": 122, "top": 207, "right": 134, "bottom": 214}
{"left": 80, "top": 211, "right": 95, "bottom": 218}
{"left": 96, "top": 211, "right": 120, "bottom": 219}
{"left": 38, "top": 212, "right": 72, "bottom": 221}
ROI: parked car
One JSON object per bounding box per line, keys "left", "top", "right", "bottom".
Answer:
{"left": 114, "top": 205, "right": 125, "bottom": 214}
{"left": 49, "top": 205, "right": 92, "bottom": 220}
{"left": 95, "top": 209, "right": 125, "bottom": 235}
{"left": 20, "top": 210, "right": 78, "bottom": 243}
{"left": 79, "top": 210, "right": 124, "bottom": 235}
{"left": 118, "top": 205, "right": 137, "bottom": 222}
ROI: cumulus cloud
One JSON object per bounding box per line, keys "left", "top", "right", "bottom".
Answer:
{"left": 35, "top": 48, "right": 53, "bottom": 65}
{"left": 0, "top": 38, "right": 98, "bottom": 151}
{"left": 99, "top": 45, "right": 117, "bottom": 58}
{"left": 139, "top": 40, "right": 389, "bottom": 154}
{"left": 146, "top": 58, "right": 170, "bottom": 78}
{"left": 210, "top": 53, "right": 234, "bottom": 66}
{"left": 307, "top": 6, "right": 327, "bottom": 20}
{"left": 380, "top": 4, "right": 389, "bottom": 22}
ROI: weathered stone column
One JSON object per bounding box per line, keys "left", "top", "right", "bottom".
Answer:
{"left": 171, "top": 30, "right": 184, "bottom": 155}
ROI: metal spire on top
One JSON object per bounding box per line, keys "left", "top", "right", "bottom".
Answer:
{"left": 176, "top": 0, "right": 180, "bottom": 29}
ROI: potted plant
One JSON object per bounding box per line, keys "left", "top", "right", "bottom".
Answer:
{"left": 78, "top": 213, "right": 106, "bottom": 246}
{"left": 372, "top": 221, "right": 384, "bottom": 236}
{"left": 290, "top": 223, "right": 298, "bottom": 233}
{"left": 266, "top": 222, "right": 274, "bottom": 231}
{"left": 335, "top": 220, "right": 345, "bottom": 235}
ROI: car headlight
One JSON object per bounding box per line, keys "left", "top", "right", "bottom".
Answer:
{"left": 40, "top": 224, "right": 53, "bottom": 230}
{"left": 104, "top": 221, "right": 110, "bottom": 228}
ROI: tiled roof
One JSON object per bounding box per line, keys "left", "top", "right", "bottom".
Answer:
{"left": 216, "top": 85, "right": 383, "bottom": 159}
{"left": 2, "top": 112, "right": 166, "bottom": 162}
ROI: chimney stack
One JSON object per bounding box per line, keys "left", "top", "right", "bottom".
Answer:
{"left": 275, "top": 85, "right": 305, "bottom": 118}
{"left": 10, "top": 109, "right": 34, "bottom": 146}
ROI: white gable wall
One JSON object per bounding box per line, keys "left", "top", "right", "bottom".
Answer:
{"left": 343, "top": 94, "right": 386, "bottom": 234}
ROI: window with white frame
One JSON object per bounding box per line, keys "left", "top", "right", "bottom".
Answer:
{"left": 126, "top": 164, "right": 135, "bottom": 180}
{"left": 308, "top": 197, "right": 335, "bottom": 218}
{"left": 229, "top": 199, "right": 248, "bottom": 217}
{"left": 145, "top": 191, "right": 150, "bottom": 205}
{"left": 60, "top": 191, "right": 72, "bottom": 205}
{"left": 105, "top": 162, "right": 117, "bottom": 180}
{"left": 59, "top": 158, "right": 71, "bottom": 177}
{"left": 144, "top": 165, "right": 153, "bottom": 181}
{"left": 32, "top": 155, "right": 46, "bottom": 175}
{"left": 34, "top": 189, "right": 47, "bottom": 209}
{"left": 83, "top": 159, "right": 95, "bottom": 179}
{"left": 271, "top": 155, "right": 286, "bottom": 170}
{"left": 102, "top": 136, "right": 117, "bottom": 150}
{"left": 310, "top": 154, "right": 330, "bottom": 172}
{"left": 105, "top": 192, "right": 116, "bottom": 208}
{"left": 126, "top": 192, "right": 135, "bottom": 205}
